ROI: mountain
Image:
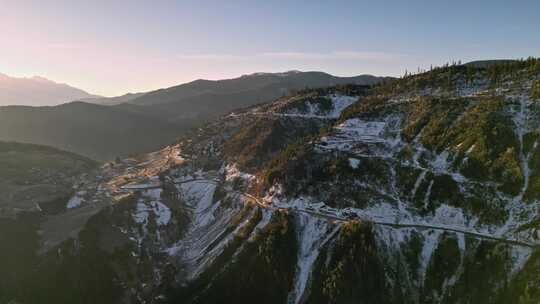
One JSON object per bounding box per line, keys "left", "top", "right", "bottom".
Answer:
{"left": 3, "top": 58, "right": 540, "bottom": 303}
{"left": 115, "top": 71, "right": 388, "bottom": 124}
{"left": 80, "top": 92, "right": 146, "bottom": 106}
{"left": 0, "top": 102, "right": 184, "bottom": 160}
{"left": 0, "top": 71, "right": 386, "bottom": 161}
{"left": 127, "top": 71, "right": 386, "bottom": 107}
{"left": 0, "top": 73, "right": 100, "bottom": 106}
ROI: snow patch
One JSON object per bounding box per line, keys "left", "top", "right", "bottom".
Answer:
{"left": 278, "top": 94, "right": 357, "bottom": 119}
{"left": 336, "top": 118, "right": 386, "bottom": 143}
{"left": 348, "top": 158, "right": 361, "bottom": 169}
{"left": 510, "top": 246, "right": 532, "bottom": 276}
{"left": 419, "top": 230, "right": 442, "bottom": 285}
{"left": 289, "top": 214, "right": 339, "bottom": 304}
{"left": 66, "top": 194, "right": 84, "bottom": 209}
{"left": 327, "top": 94, "right": 358, "bottom": 118}
{"left": 133, "top": 201, "right": 171, "bottom": 226}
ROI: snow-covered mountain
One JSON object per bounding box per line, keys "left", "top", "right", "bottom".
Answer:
{"left": 0, "top": 73, "right": 100, "bottom": 106}
{"left": 3, "top": 59, "right": 540, "bottom": 303}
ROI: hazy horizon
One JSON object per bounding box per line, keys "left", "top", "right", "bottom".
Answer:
{"left": 0, "top": 69, "right": 382, "bottom": 98}
{"left": 2, "top": 0, "right": 540, "bottom": 96}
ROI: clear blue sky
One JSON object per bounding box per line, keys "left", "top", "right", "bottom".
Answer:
{"left": 2, "top": 0, "right": 539, "bottom": 96}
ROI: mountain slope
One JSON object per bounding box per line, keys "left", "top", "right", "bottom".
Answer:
{"left": 0, "top": 141, "right": 99, "bottom": 304}
{"left": 0, "top": 141, "right": 98, "bottom": 213}
{"left": 0, "top": 73, "right": 99, "bottom": 106}
{"left": 5, "top": 60, "right": 540, "bottom": 303}
{"left": 165, "top": 59, "right": 540, "bottom": 303}
{"left": 0, "top": 102, "right": 184, "bottom": 160}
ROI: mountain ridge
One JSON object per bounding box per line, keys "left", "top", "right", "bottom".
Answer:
{"left": 0, "top": 73, "right": 100, "bottom": 106}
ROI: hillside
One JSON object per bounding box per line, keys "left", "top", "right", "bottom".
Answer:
{"left": 0, "top": 141, "right": 98, "bottom": 213}
{"left": 0, "top": 102, "right": 184, "bottom": 160}
{"left": 0, "top": 73, "right": 99, "bottom": 106}
{"left": 0, "top": 141, "right": 99, "bottom": 303}
{"left": 4, "top": 59, "right": 540, "bottom": 303}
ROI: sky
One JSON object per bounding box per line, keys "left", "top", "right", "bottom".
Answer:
{"left": 1, "top": 0, "right": 539, "bottom": 96}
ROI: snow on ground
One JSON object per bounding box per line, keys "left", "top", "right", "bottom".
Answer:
{"left": 327, "top": 94, "right": 358, "bottom": 118}
{"left": 167, "top": 181, "right": 252, "bottom": 280}
{"left": 432, "top": 151, "right": 450, "bottom": 173}
{"left": 66, "top": 194, "right": 84, "bottom": 209}
{"left": 318, "top": 115, "right": 403, "bottom": 157}
{"left": 133, "top": 200, "right": 171, "bottom": 226}
{"left": 151, "top": 201, "right": 171, "bottom": 226}
{"left": 133, "top": 202, "right": 149, "bottom": 224}
{"left": 419, "top": 229, "right": 443, "bottom": 285}
{"left": 268, "top": 94, "right": 357, "bottom": 119}
{"left": 248, "top": 208, "right": 273, "bottom": 241}
{"left": 306, "top": 96, "right": 540, "bottom": 245}
{"left": 289, "top": 213, "right": 339, "bottom": 304}
{"left": 428, "top": 204, "right": 467, "bottom": 227}
{"left": 130, "top": 186, "right": 170, "bottom": 249}
{"left": 375, "top": 225, "right": 416, "bottom": 251}
{"left": 510, "top": 246, "right": 533, "bottom": 276}
{"left": 348, "top": 158, "right": 361, "bottom": 169}
{"left": 178, "top": 180, "right": 218, "bottom": 227}
{"left": 144, "top": 188, "right": 162, "bottom": 200}
{"left": 270, "top": 192, "right": 539, "bottom": 248}
{"left": 336, "top": 119, "right": 387, "bottom": 143}
{"left": 425, "top": 149, "right": 467, "bottom": 183}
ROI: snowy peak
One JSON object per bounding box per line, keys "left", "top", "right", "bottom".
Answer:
{"left": 0, "top": 72, "right": 100, "bottom": 106}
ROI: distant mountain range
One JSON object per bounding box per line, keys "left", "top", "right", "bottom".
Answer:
{"left": 123, "top": 71, "right": 384, "bottom": 106}
{"left": 0, "top": 73, "right": 100, "bottom": 106}
{"left": 0, "top": 71, "right": 388, "bottom": 160}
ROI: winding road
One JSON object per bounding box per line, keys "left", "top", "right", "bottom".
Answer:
{"left": 238, "top": 191, "right": 539, "bottom": 249}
